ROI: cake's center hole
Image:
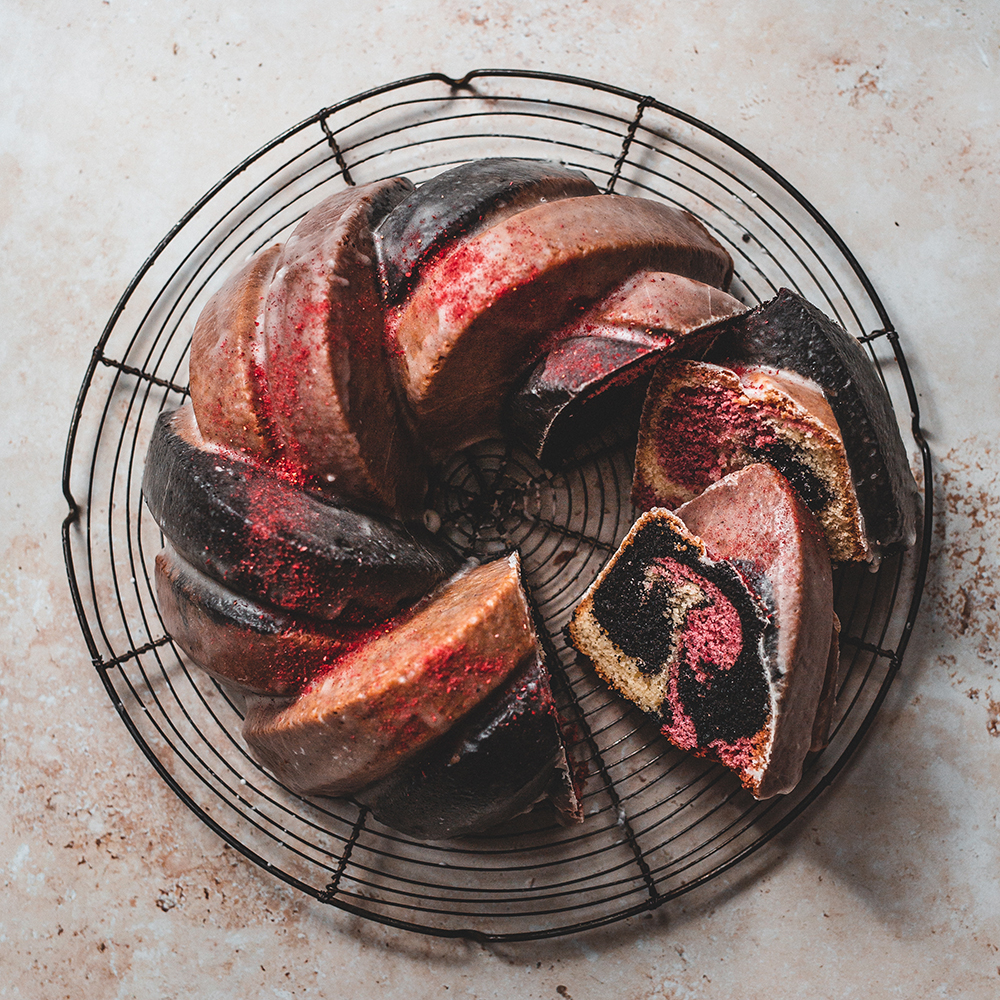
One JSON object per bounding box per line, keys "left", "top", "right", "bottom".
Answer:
{"left": 425, "top": 421, "right": 639, "bottom": 632}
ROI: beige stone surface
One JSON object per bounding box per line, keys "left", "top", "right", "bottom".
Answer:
{"left": 2, "top": 1, "right": 998, "bottom": 997}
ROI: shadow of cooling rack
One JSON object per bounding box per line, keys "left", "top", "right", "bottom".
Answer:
{"left": 61, "top": 69, "right": 932, "bottom": 941}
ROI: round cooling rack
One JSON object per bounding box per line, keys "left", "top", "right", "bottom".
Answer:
{"left": 62, "top": 69, "right": 932, "bottom": 941}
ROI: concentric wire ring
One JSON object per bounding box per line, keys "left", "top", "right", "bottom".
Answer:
{"left": 62, "top": 70, "right": 932, "bottom": 941}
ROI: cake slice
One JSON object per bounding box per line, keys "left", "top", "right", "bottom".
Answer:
{"left": 262, "top": 178, "right": 426, "bottom": 514}
{"left": 374, "top": 157, "right": 599, "bottom": 306}
{"left": 707, "top": 288, "right": 919, "bottom": 556}
{"left": 674, "top": 464, "right": 835, "bottom": 796}
{"left": 242, "top": 553, "right": 546, "bottom": 796}
{"left": 569, "top": 464, "right": 834, "bottom": 798}
{"left": 505, "top": 272, "right": 746, "bottom": 464}
{"left": 632, "top": 359, "right": 868, "bottom": 562}
{"left": 142, "top": 405, "right": 459, "bottom": 622}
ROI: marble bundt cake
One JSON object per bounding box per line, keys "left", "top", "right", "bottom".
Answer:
{"left": 144, "top": 156, "right": 915, "bottom": 837}
{"left": 632, "top": 359, "right": 868, "bottom": 562}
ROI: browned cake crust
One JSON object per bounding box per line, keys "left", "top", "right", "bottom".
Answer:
{"left": 572, "top": 269, "right": 746, "bottom": 344}
{"left": 189, "top": 243, "right": 282, "bottom": 459}
{"left": 142, "top": 403, "right": 459, "bottom": 623}
{"left": 154, "top": 543, "right": 373, "bottom": 697}
{"left": 374, "top": 157, "right": 600, "bottom": 306}
{"left": 262, "top": 179, "right": 426, "bottom": 513}
{"left": 810, "top": 613, "right": 842, "bottom": 754}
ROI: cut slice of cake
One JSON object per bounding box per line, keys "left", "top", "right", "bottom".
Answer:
{"left": 569, "top": 464, "right": 834, "bottom": 798}
{"left": 388, "top": 194, "right": 734, "bottom": 457}
{"left": 632, "top": 359, "right": 868, "bottom": 562}
{"left": 674, "top": 463, "right": 835, "bottom": 796}
{"left": 706, "top": 288, "right": 919, "bottom": 556}
{"left": 373, "top": 157, "right": 599, "bottom": 306}
{"left": 243, "top": 553, "right": 548, "bottom": 796}
{"left": 505, "top": 272, "right": 747, "bottom": 466}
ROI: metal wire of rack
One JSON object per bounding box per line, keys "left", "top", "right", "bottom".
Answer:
{"left": 61, "top": 69, "right": 932, "bottom": 941}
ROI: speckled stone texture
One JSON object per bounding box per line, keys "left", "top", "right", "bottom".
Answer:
{"left": 2, "top": 1, "right": 999, "bottom": 997}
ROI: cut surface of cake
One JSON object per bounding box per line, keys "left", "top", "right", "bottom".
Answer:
{"left": 632, "top": 358, "right": 868, "bottom": 561}
{"left": 570, "top": 463, "right": 835, "bottom": 798}
{"left": 568, "top": 507, "right": 775, "bottom": 793}
{"left": 706, "top": 288, "right": 919, "bottom": 556}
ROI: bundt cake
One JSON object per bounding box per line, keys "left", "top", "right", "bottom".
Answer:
{"left": 142, "top": 156, "right": 916, "bottom": 838}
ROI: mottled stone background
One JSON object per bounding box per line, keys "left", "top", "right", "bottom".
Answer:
{"left": 2, "top": 1, "right": 998, "bottom": 997}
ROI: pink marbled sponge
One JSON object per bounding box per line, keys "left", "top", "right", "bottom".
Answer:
{"left": 569, "top": 464, "right": 835, "bottom": 798}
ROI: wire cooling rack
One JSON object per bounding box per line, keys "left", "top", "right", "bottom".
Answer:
{"left": 61, "top": 69, "right": 932, "bottom": 941}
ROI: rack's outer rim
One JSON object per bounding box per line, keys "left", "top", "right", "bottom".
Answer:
{"left": 61, "top": 68, "right": 933, "bottom": 942}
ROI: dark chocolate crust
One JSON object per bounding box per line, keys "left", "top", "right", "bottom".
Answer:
{"left": 142, "top": 407, "right": 459, "bottom": 622}
{"left": 355, "top": 653, "right": 567, "bottom": 840}
{"left": 374, "top": 157, "right": 599, "bottom": 306}
{"left": 707, "top": 288, "right": 918, "bottom": 552}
